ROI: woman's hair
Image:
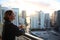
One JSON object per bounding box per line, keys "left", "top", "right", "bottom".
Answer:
{"left": 4, "top": 10, "right": 13, "bottom": 20}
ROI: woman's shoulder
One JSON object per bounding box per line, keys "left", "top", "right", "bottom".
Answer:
{"left": 4, "top": 21, "right": 17, "bottom": 27}
{"left": 4, "top": 21, "right": 11, "bottom": 24}
{"left": 3, "top": 21, "right": 13, "bottom": 27}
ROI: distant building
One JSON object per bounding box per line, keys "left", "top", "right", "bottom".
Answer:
{"left": 38, "top": 11, "right": 41, "bottom": 29}
{"left": 21, "top": 10, "right": 27, "bottom": 26}
{"left": 39, "top": 11, "right": 45, "bottom": 29}
{"left": 30, "top": 13, "right": 39, "bottom": 29}
{"left": 44, "top": 13, "right": 50, "bottom": 28}
{"left": 22, "top": 10, "right": 26, "bottom": 19}
{"left": 19, "top": 17, "right": 25, "bottom": 25}
{"left": 0, "top": 5, "right": 2, "bottom": 23}
{"left": 1, "top": 7, "right": 9, "bottom": 23}
{"left": 30, "top": 11, "right": 46, "bottom": 29}
{"left": 51, "top": 10, "right": 60, "bottom": 32}
{"left": 51, "top": 11, "right": 57, "bottom": 27}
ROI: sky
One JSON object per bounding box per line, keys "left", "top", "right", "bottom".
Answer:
{"left": 0, "top": 0, "right": 60, "bottom": 16}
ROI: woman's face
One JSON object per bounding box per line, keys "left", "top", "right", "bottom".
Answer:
{"left": 8, "top": 12, "right": 15, "bottom": 21}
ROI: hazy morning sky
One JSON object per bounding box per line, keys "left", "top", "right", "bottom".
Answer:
{"left": 0, "top": 0, "right": 60, "bottom": 16}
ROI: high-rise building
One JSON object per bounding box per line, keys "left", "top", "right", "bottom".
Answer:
{"left": 21, "top": 10, "right": 27, "bottom": 26}
{"left": 39, "top": 11, "right": 45, "bottom": 29}
{"left": 38, "top": 11, "right": 41, "bottom": 29}
{"left": 51, "top": 10, "right": 60, "bottom": 32}
{"left": 44, "top": 13, "right": 50, "bottom": 28}
{"left": 30, "top": 13, "right": 39, "bottom": 29}
{"left": 1, "top": 7, "right": 9, "bottom": 23}
{"left": 51, "top": 11, "right": 57, "bottom": 27}
{"left": 19, "top": 17, "right": 25, "bottom": 25}
{"left": 30, "top": 11, "right": 46, "bottom": 30}
{"left": 22, "top": 10, "right": 26, "bottom": 19}
{"left": 0, "top": 5, "right": 2, "bottom": 23}
{"left": 56, "top": 10, "right": 60, "bottom": 32}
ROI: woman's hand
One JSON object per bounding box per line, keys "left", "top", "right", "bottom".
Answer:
{"left": 18, "top": 25, "right": 24, "bottom": 29}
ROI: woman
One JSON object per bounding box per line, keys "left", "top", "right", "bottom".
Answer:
{"left": 2, "top": 10, "right": 25, "bottom": 40}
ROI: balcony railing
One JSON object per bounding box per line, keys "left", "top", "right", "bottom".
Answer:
{"left": 16, "top": 33, "right": 44, "bottom": 40}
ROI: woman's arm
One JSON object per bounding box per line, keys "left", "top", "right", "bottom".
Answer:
{"left": 12, "top": 24, "right": 25, "bottom": 37}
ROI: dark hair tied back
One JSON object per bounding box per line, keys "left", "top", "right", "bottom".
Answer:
{"left": 4, "top": 10, "right": 13, "bottom": 20}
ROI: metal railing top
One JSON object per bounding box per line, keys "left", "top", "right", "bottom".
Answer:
{"left": 24, "top": 33, "right": 44, "bottom": 40}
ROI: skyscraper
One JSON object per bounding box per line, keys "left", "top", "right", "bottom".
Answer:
{"left": 1, "top": 7, "right": 9, "bottom": 23}
{"left": 22, "top": 10, "right": 26, "bottom": 19}
{"left": 30, "top": 11, "right": 46, "bottom": 30}
{"left": 51, "top": 10, "right": 60, "bottom": 32}
{"left": 0, "top": 5, "right": 2, "bottom": 23}
{"left": 44, "top": 13, "right": 50, "bottom": 28}
{"left": 39, "top": 11, "right": 45, "bottom": 29}
{"left": 56, "top": 10, "right": 60, "bottom": 32}
{"left": 30, "top": 13, "right": 39, "bottom": 30}
{"left": 21, "top": 10, "right": 27, "bottom": 26}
